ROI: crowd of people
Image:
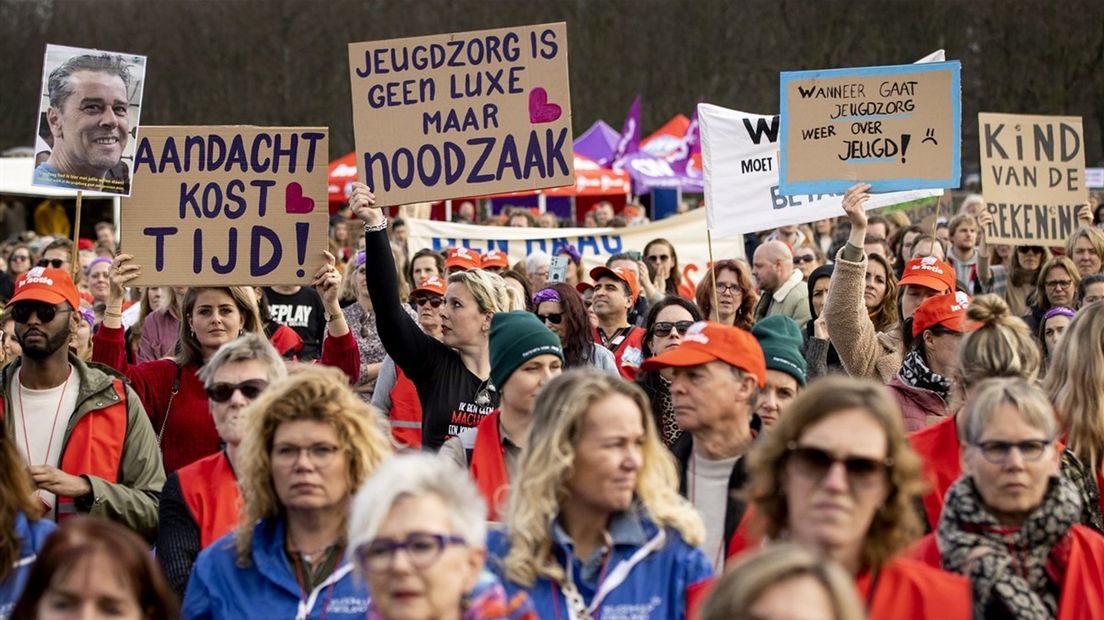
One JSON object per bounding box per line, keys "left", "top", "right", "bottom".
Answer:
{"left": 0, "top": 179, "right": 1103, "bottom": 620}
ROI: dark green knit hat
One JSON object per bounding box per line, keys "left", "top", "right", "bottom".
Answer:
{"left": 751, "top": 315, "right": 807, "bottom": 386}
{"left": 490, "top": 311, "right": 564, "bottom": 390}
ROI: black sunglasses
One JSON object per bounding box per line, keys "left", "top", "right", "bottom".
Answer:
{"left": 36, "top": 258, "right": 66, "bottom": 269}
{"left": 537, "top": 312, "right": 563, "bottom": 325}
{"left": 786, "top": 442, "right": 892, "bottom": 487}
{"left": 1016, "top": 246, "right": 1044, "bottom": 255}
{"left": 793, "top": 255, "right": 816, "bottom": 264}
{"left": 653, "top": 320, "right": 694, "bottom": 338}
{"left": 10, "top": 302, "right": 71, "bottom": 324}
{"left": 205, "top": 379, "right": 269, "bottom": 403}
{"left": 413, "top": 296, "right": 444, "bottom": 308}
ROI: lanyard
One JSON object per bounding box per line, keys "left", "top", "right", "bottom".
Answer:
{"left": 290, "top": 546, "right": 342, "bottom": 620}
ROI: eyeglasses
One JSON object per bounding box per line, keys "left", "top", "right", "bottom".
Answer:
{"left": 793, "top": 255, "right": 816, "bottom": 265}
{"left": 653, "top": 320, "right": 694, "bottom": 337}
{"left": 537, "top": 312, "right": 563, "bottom": 325}
{"left": 413, "top": 296, "right": 444, "bottom": 308}
{"left": 646, "top": 254, "right": 670, "bottom": 263}
{"left": 36, "top": 258, "right": 65, "bottom": 269}
{"left": 1045, "top": 279, "right": 1073, "bottom": 291}
{"left": 1016, "top": 247, "right": 1044, "bottom": 255}
{"left": 205, "top": 379, "right": 268, "bottom": 403}
{"left": 271, "top": 442, "right": 341, "bottom": 468}
{"left": 786, "top": 442, "right": 892, "bottom": 488}
{"left": 354, "top": 532, "right": 467, "bottom": 572}
{"left": 970, "top": 439, "right": 1052, "bottom": 465}
{"left": 717, "top": 284, "right": 742, "bottom": 296}
{"left": 10, "top": 302, "right": 72, "bottom": 324}
{"left": 10, "top": 255, "right": 30, "bottom": 262}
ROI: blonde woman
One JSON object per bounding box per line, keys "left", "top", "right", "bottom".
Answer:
{"left": 182, "top": 364, "right": 391, "bottom": 619}
{"left": 488, "top": 369, "right": 713, "bottom": 619}
{"left": 350, "top": 182, "right": 524, "bottom": 450}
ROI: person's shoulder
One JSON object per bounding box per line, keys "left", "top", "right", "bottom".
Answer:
{"left": 192, "top": 529, "right": 243, "bottom": 574}
{"left": 485, "top": 526, "right": 512, "bottom": 560}
{"left": 884, "top": 555, "right": 970, "bottom": 590}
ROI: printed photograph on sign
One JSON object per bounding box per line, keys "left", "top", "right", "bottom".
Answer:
{"left": 348, "top": 23, "right": 574, "bottom": 206}
{"left": 119, "top": 126, "right": 329, "bottom": 286}
{"left": 31, "top": 44, "right": 147, "bottom": 196}
{"left": 978, "top": 113, "right": 1086, "bottom": 246}
{"left": 778, "top": 61, "right": 961, "bottom": 195}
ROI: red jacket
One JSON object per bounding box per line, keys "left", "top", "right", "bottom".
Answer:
{"left": 856, "top": 556, "right": 971, "bottom": 620}
{"left": 908, "top": 416, "right": 962, "bottom": 531}
{"left": 388, "top": 367, "right": 422, "bottom": 448}
{"left": 887, "top": 376, "right": 949, "bottom": 432}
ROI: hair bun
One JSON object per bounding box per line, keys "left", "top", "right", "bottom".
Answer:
{"left": 967, "top": 294, "right": 1012, "bottom": 326}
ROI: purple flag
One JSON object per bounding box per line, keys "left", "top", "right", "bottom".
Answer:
{"left": 671, "top": 108, "right": 700, "bottom": 176}
{"left": 612, "top": 95, "right": 641, "bottom": 162}
{"left": 574, "top": 120, "right": 621, "bottom": 168}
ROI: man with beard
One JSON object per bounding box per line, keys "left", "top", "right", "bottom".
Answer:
{"left": 0, "top": 267, "right": 162, "bottom": 540}
{"left": 34, "top": 54, "right": 133, "bottom": 193}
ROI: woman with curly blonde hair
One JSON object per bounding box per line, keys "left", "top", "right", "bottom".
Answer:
{"left": 743, "top": 376, "right": 971, "bottom": 620}
{"left": 181, "top": 364, "right": 391, "bottom": 619}
{"left": 488, "top": 369, "right": 712, "bottom": 619}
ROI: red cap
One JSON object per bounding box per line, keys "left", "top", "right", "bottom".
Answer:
{"left": 575, "top": 282, "right": 594, "bottom": 294}
{"left": 481, "top": 249, "right": 509, "bottom": 269}
{"left": 7, "top": 267, "right": 81, "bottom": 311}
{"left": 77, "top": 238, "right": 95, "bottom": 251}
{"left": 589, "top": 266, "right": 639, "bottom": 303}
{"left": 446, "top": 247, "right": 481, "bottom": 271}
{"left": 413, "top": 275, "right": 447, "bottom": 297}
{"left": 899, "top": 256, "right": 956, "bottom": 293}
{"left": 912, "top": 291, "right": 971, "bottom": 337}
{"left": 640, "top": 321, "right": 766, "bottom": 387}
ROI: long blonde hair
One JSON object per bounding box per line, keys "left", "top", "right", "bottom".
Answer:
{"left": 233, "top": 364, "right": 392, "bottom": 564}
{"left": 448, "top": 269, "right": 524, "bottom": 314}
{"left": 957, "top": 294, "right": 1040, "bottom": 391}
{"left": 501, "top": 369, "right": 703, "bottom": 586}
{"left": 1045, "top": 303, "right": 1104, "bottom": 475}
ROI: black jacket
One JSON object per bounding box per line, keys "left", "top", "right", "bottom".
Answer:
{"left": 671, "top": 434, "right": 749, "bottom": 548}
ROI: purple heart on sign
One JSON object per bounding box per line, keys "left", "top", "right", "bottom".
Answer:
{"left": 285, "top": 182, "right": 314, "bottom": 214}
{"left": 528, "top": 87, "right": 562, "bottom": 124}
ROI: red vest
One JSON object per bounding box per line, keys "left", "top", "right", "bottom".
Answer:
{"left": 389, "top": 367, "right": 423, "bottom": 448}
{"left": 726, "top": 505, "right": 762, "bottom": 560}
{"left": 856, "top": 556, "right": 971, "bottom": 620}
{"left": 593, "top": 326, "right": 645, "bottom": 381}
{"left": 176, "top": 450, "right": 241, "bottom": 548}
{"left": 1, "top": 378, "right": 128, "bottom": 522}
{"left": 908, "top": 416, "right": 962, "bottom": 530}
{"left": 469, "top": 410, "right": 509, "bottom": 521}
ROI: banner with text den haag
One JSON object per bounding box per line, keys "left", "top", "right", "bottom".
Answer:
{"left": 979, "top": 113, "right": 1085, "bottom": 246}
{"left": 121, "top": 126, "right": 329, "bottom": 286}
{"left": 348, "top": 23, "right": 574, "bottom": 207}
{"left": 779, "top": 61, "right": 961, "bottom": 195}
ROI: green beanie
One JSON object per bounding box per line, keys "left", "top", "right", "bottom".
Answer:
{"left": 751, "top": 315, "right": 807, "bottom": 386}
{"left": 490, "top": 311, "right": 564, "bottom": 391}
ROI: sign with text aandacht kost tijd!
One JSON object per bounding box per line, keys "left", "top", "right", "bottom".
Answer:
{"left": 348, "top": 23, "right": 574, "bottom": 206}
{"left": 779, "top": 61, "right": 961, "bottom": 195}
{"left": 978, "top": 113, "right": 1086, "bottom": 246}
{"left": 121, "top": 126, "right": 329, "bottom": 286}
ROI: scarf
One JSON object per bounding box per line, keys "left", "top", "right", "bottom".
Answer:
{"left": 938, "top": 476, "right": 1082, "bottom": 619}
{"left": 898, "top": 349, "right": 952, "bottom": 401}
{"left": 654, "top": 376, "right": 682, "bottom": 447}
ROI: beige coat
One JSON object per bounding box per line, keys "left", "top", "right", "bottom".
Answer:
{"left": 824, "top": 249, "right": 903, "bottom": 383}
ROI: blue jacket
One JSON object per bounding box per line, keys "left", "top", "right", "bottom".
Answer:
{"left": 1, "top": 512, "right": 56, "bottom": 620}
{"left": 182, "top": 517, "right": 368, "bottom": 620}
{"left": 486, "top": 508, "right": 713, "bottom": 620}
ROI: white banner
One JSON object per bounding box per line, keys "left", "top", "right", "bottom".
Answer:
{"left": 404, "top": 207, "right": 744, "bottom": 288}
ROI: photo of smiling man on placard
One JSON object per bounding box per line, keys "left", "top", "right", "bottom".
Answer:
{"left": 31, "top": 44, "right": 147, "bottom": 196}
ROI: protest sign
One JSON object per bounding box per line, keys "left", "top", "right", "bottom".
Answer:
{"left": 778, "top": 61, "right": 961, "bottom": 195}
{"left": 32, "top": 44, "right": 147, "bottom": 196}
{"left": 120, "top": 126, "right": 329, "bottom": 286}
{"left": 979, "top": 113, "right": 1086, "bottom": 246}
{"left": 404, "top": 207, "right": 743, "bottom": 287}
{"left": 348, "top": 23, "right": 573, "bottom": 207}
{"left": 699, "top": 103, "right": 942, "bottom": 237}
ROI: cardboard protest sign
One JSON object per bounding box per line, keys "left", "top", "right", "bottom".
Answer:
{"left": 120, "top": 126, "right": 329, "bottom": 286}
{"left": 348, "top": 23, "right": 573, "bottom": 207}
{"left": 32, "top": 44, "right": 147, "bottom": 196}
{"left": 979, "top": 113, "right": 1086, "bottom": 246}
{"left": 779, "top": 61, "right": 961, "bottom": 195}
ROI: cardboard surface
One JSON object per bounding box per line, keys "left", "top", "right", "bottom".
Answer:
{"left": 348, "top": 23, "right": 574, "bottom": 206}
{"left": 979, "top": 113, "right": 1086, "bottom": 246}
{"left": 120, "top": 126, "right": 329, "bottom": 285}
{"left": 32, "top": 44, "right": 148, "bottom": 196}
{"left": 779, "top": 61, "right": 961, "bottom": 194}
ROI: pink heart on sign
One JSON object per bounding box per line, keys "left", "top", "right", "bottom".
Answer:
{"left": 285, "top": 182, "right": 314, "bottom": 214}
{"left": 528, "top": 87, "right": 562, "bottom": 123}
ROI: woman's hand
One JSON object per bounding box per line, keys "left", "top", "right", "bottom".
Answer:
{"left": 313, "top": 251, "right": 342, "bottom": 311}
{"left": 109, "top": 254, "right": 141, "bottom": 305}
{"left": 813, "top": 314, "right": 829, "bottom": 340}
{"left": 349, "top": 183, "right": 382, "bottom": 227}
{"left": 1078, "top": 202, "right": 1092, "bottom": 225}
{"left": 842, "top": 183, "right": 871, "bottom": 248}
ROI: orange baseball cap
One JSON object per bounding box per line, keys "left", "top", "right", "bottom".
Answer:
{"left": 899, "top": 256, "right": 956, "bottom": 293}
{"left": 912, "top": 291, "right": 971, "bottom": 337}
{"left": 640, "top": 321, "right": 767, "bottom": 387}
{"left": 413, "top": 275, "right": 447, "bottom": 297}
{"left": 481, "top": 249, "right": 509, "bottom": 269}
{"left": 7, "top": 267, "right": 81, "bottom": 310}
{"left": 589, "top": 266, "right": 639, "bottom": 303}
{"left": 445, "top": 247, "right": 482, "bottom": 271}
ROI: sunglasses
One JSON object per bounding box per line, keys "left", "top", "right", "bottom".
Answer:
{"left": 413, "top": 296, "right": 444, "bottom": 308}
{"left": 537, "top": 312, "right": 563, "bottom": 325}
{"left": 10, "top": 255, "right": 30, "bottom": 262}
{"left": 36, "top": 258, "right": 66, "bottom": 269}
{"left": 10, "top": 302, "right": 71, "bottom": 324}
{"left": 786, "top": 442, "right": 892, "bottom": 488}
{"left": 646, "top": 254, "right": 670, "bottom": 262}
{"left": 653, "top": 320, "right": 694, "bottom": 338}
{"left": 793, "top": 255, "right": 816, "bottom": 265}
{"left": 1016, "top": 246, "right": 1044, "bottom": 255}
{"left": 205, "top": 379, "right": 269, "bottom": 403}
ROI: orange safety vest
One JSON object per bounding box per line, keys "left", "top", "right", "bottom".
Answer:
{"left": 175, "top": 450, "right": 241, "bottom": 549}
{"left": 389, "top": 367, "right": 423, "bottom": 448}
{"left": 1, "top": 378, "right": 128, "bottom": 522}
{"left": 469, "top": 410, "right": 509, "bottom": 521}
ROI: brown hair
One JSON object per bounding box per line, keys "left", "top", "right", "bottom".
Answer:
{"left": 175, "top": 286, "right": 264, "bottom": 366}
{"left": 643, "top": 238, "right": 683, "bottom": 287}
{"left": 695, "top": 259, "right": 757, "bottom": 330}
{"left": 1045, "top": 302, "right": 1104, "bottom": 475}
{"left": 0, "top": 434, "right": 40, "bottom": 581}
{"left": 10, "top": 517, "right": 178, "bottom": 620}
{"left": 957, "top": 294, "right": 1040, "bottom": 391}
{"left": 1034, "top": 256, "right": 1080, "bottom": 312}
{"left": 866, "top": 252, "right": 899, "bottom": 333}
{"left": 746, "top": 376, "right": 924, "bottom": 570}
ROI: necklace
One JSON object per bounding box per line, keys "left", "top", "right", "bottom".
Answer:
{"left": 17, "top": 366, "right": 73, "bottom": 466}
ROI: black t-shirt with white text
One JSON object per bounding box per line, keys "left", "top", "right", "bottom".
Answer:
{"left": 263, "top": 287, "right": 326, "bottom": 361}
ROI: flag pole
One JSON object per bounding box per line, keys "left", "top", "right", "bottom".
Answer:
{"left": 71, "top": 191, "right": 83, "bottom": 279}
{"left": 707, "top": 227, "right": 719, "bottom": 321}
